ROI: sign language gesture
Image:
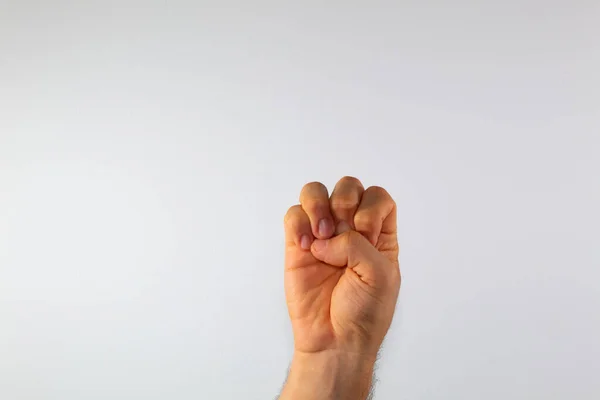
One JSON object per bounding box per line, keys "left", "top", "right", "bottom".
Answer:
{"left": 281, "top": 177, "right": 401, "bottom": 400}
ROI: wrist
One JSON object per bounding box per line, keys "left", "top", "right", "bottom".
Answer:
{"left": 280, "top": 350, "right": 376, "bottom": 400}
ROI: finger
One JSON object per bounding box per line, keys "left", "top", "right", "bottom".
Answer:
{"left": 354, "top": 186, "right": 397, "bottom": 246}
{"left": 284, "top": 205, "right": 314, "bottom": 250}
{"left": 311, "top": 231, "right": 392, "bottom": 287}
{"left": 329, "top": 176, "right": 364, "bottom": 235}
{"left": 299, "top": 181, "right": 335, "bottom": 239}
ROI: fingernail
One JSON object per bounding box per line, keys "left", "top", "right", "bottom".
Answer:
{"left": 300, "top": 234, "right": 312, "bottom": 250}
{"left": 312, "top": 239, "right": 326, "bottom": 252}
{"left": 318, "top": 218, "right": 333, "bottom": 237}
{"left": 335, "top": 221, "right": 351, "bottom": 235}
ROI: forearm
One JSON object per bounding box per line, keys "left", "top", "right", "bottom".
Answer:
{"left": 279, "top": 350, "right": 376, "bottom": 400}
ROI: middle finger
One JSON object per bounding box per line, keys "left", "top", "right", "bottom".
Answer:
{"left": 299, "top": 181, "right": 335, "bottom": 239}
{"left": 329, "top": 176, "right": 364, "bottom": 235}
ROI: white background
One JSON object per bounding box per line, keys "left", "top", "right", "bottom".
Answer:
{"left": 1, "top": 1, "right": 599, "bottom": 399}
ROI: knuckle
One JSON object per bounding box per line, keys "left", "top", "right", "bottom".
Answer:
{"left": 366, "top": 186, "right": 397, "bottom": 212}
{"left": 301, "top": 181, "right": 326, "bottom": 194}
{"left": 300, "top": 182, "right": 329, "bottom": 206}
{"left": 354, "top": 211, "right": 378, "bottom": 228}
{"left": 338, "top": 176, "right": 363, "bottom": 188}
{"left": 283, "top": 205, "right": 302, "bottom": 224}
{"left": 330, "top": 198, "right": 359, "bottom": 211}
{"left": 368, "top": 185, "right": 392, "bottom": 201}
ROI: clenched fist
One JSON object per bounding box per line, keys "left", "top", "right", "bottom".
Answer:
{"left": 280, "top": 177, "right": 401, "bottom": 400}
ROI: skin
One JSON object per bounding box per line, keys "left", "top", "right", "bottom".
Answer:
{"left": 280, "top": 177, "right": 401, "bottom": 400}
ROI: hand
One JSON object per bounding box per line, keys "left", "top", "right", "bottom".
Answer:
{"left": 280, "top": 177, "right": 401, "bottom": 400}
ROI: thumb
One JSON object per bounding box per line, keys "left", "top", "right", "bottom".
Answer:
{"left": 310, "top": 230, "right": 390, "bottom": 286}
